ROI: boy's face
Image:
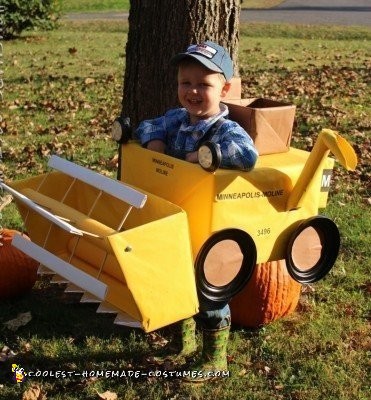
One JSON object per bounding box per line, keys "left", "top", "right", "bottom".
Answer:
{"left": 177, "top": 61, "right": 230, "bottom": 124}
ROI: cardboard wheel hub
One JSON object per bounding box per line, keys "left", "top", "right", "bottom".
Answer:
{"left": 195, "top": 229, "right": 257, "bottom": 304}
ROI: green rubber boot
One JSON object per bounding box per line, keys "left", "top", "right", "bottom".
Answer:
{"left": 184, "top": 325, "right": 230, "bottom": 382}
{"left": 154, "top": 317, "right": 197, "bottom": 362}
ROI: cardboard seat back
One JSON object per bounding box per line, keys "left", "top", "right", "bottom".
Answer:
{"left": 225, "top": 98, "right": 296, "bottom": 155}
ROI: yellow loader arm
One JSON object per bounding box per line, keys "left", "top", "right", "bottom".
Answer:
{"left": 286, "top": 129, "right": 358, "bottom": 211}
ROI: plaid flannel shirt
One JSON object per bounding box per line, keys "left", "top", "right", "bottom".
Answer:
{"left": 135, "top": 103, "right": 258, "bottom": 171}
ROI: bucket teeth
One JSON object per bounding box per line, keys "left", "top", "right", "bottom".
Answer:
{"left": 64, "top": 283, "right": 84, "bottom": 293}
{"left": 114, "top": 312, "right": 142, "bottom": 328}
{"left": 37, "top": 265, "right": 54, "bottom": 275}
{"left": 80, "top": 292, "right": 101, "bottom": 303}
{"left": 96, "top": 302, "right": 120, "bottom": 314}
{"left": 51, "top": 274, "right": 69, "bottom": 284}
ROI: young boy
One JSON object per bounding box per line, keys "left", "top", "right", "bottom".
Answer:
{"left": 136, "top": 41, "right": 258, "bottom": 171}
{"left": 136, "top": 41, "right": 258, "bottom": 381}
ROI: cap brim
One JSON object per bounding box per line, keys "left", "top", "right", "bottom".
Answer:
{"left": 171, "top": 53, "right": 223, "bottom": 74}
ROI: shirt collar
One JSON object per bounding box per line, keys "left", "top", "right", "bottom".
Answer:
{"left": 182, "top": 103, "right": 229, "bottom": 134}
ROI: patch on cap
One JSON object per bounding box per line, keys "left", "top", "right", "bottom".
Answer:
{"left": 186, "top": 44, "right": 217, "bottom": 59}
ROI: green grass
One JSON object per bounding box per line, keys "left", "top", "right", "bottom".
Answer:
{"left": 1, "top": 20, "right": 370, "bottom": 400}
{"left": 60, "top": 0, "right": 130, "bottom": 13}
{"left": 241, "top": 0, "right": 285, "bottom": 8}
{"left": 58, "top": 0, "right": 284, "bottom": 13}
{"left": 2, "top": 21, "right": 126, "bottom": 182}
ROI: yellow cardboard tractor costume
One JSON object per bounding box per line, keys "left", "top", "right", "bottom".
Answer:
{"left": 1, "top": 87, "right": 357, "bottom": 385}
{"left": 0, "top": 60, "right": 358, "bottom": 332}
{"left": 0, "top": 33, "right": 360, "bottom": 383}
{"left": 2, "top": 123, "right": 357, "bottom": 332}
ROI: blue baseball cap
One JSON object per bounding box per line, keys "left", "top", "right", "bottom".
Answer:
{"left": 171, "top": 41, "right": 234, "bottom": 81}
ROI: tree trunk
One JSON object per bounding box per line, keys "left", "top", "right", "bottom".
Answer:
{"left": 122, "top": 0, "right": 241, "bottom": 127}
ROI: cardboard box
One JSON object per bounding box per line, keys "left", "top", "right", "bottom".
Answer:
{"left": 224, "top": 98, "right": 296, "bottom": 155}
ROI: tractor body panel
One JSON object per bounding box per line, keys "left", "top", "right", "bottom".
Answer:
{"left": 121, "top": 142, "right": 335, "bottom": 263}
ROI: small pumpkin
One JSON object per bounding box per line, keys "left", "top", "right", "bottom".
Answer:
{"left": 0, "top": 229, "right": 39, "bottom": 300}
{"left": 230, "top": 259, "right": 302, "bottom": 328}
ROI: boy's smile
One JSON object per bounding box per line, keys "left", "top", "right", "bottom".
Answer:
{"left": 177, "top": 61, "right": 230, "bottom": 125}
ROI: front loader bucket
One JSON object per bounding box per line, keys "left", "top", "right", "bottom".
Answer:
{"left": 321, "top": 129, "right": 357, "bottom": 171}
{"left": 2, "top": 156, "right": 198, "bottom": 332}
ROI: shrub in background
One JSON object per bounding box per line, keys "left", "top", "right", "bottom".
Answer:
{"left": 1, "top": 0, "right": 60, "bottom": 40}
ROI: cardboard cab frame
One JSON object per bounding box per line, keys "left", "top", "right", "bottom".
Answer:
{"left": 3, "top": 128, "right": 357, "bottom": 332}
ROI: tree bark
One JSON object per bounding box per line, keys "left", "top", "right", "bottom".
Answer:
{"left": 122, "top": 0, "right": 241, "bottom": 127}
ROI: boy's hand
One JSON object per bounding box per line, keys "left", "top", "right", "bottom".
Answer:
{"left": 185, "top": 151, "right": 199, "bottom": 163}
{"left": 146, "top": 140, "right": 166, "bottom": 153}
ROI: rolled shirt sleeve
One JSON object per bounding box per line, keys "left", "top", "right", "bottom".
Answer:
{"left": 135, "top": 109, "right": 187, "bottom": 147}
{"left": 213, "top": 121, "right": 258, "bottom": 171}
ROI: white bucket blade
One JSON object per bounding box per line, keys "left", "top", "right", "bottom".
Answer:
{"left": 96, "top": 302, "right": 120, "bottom": 314}
{"left": 12, "top": 234, "right": 107, "bottom": 300}
{"left": 80, "top": 292, "right": 101, "bottom": 303}
{"left": 37, "top": 265, "right": 54, "bottom": 275}
{"left": 51, "top": 274, "right": 69, "bottom": 284}
{"left": 114, "top": 312, "right": 142, "bottom": 328}
{"left": 64, "top": 283, "right": 84, "bottom": 293}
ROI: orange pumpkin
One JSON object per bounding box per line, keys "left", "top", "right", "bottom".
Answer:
{"left": 0, "top": 229, "right": 39, "bottom": 300}
{"left": 230, "top": 259, "right": 302, "bottom": 328}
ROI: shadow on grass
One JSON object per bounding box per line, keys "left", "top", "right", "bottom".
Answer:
{"left": 0, "top": 280, "right": 157, "bottom": 385}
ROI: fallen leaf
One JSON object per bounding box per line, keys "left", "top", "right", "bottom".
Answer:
{"left": 22, "top": 342, "right": 33, "bottom": 353}
{"left": 146, "top": 331, "right": 168, "bottom": 347}
{"left": 96, "top": 390, "right": 118, "bottom": 400}
{"left": 108, "top": 154, "right": 119, "bottom": 168}
{"left": 68, "top": 47, "right": 77, "bottom": 55}
{"left": 4, "top": 312, "right": 32, "bottom": 331}
{"left": 0, "top": 194, "right": 13, "bottom": 212}
{"left": 22, "top": 385, "right": 47, "bottom": 400}
{"left": 0, "top": 345, "right": 17, "bottom": 362}
{"left": 85, "top": 78, "right": 95, "bottom": 85}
